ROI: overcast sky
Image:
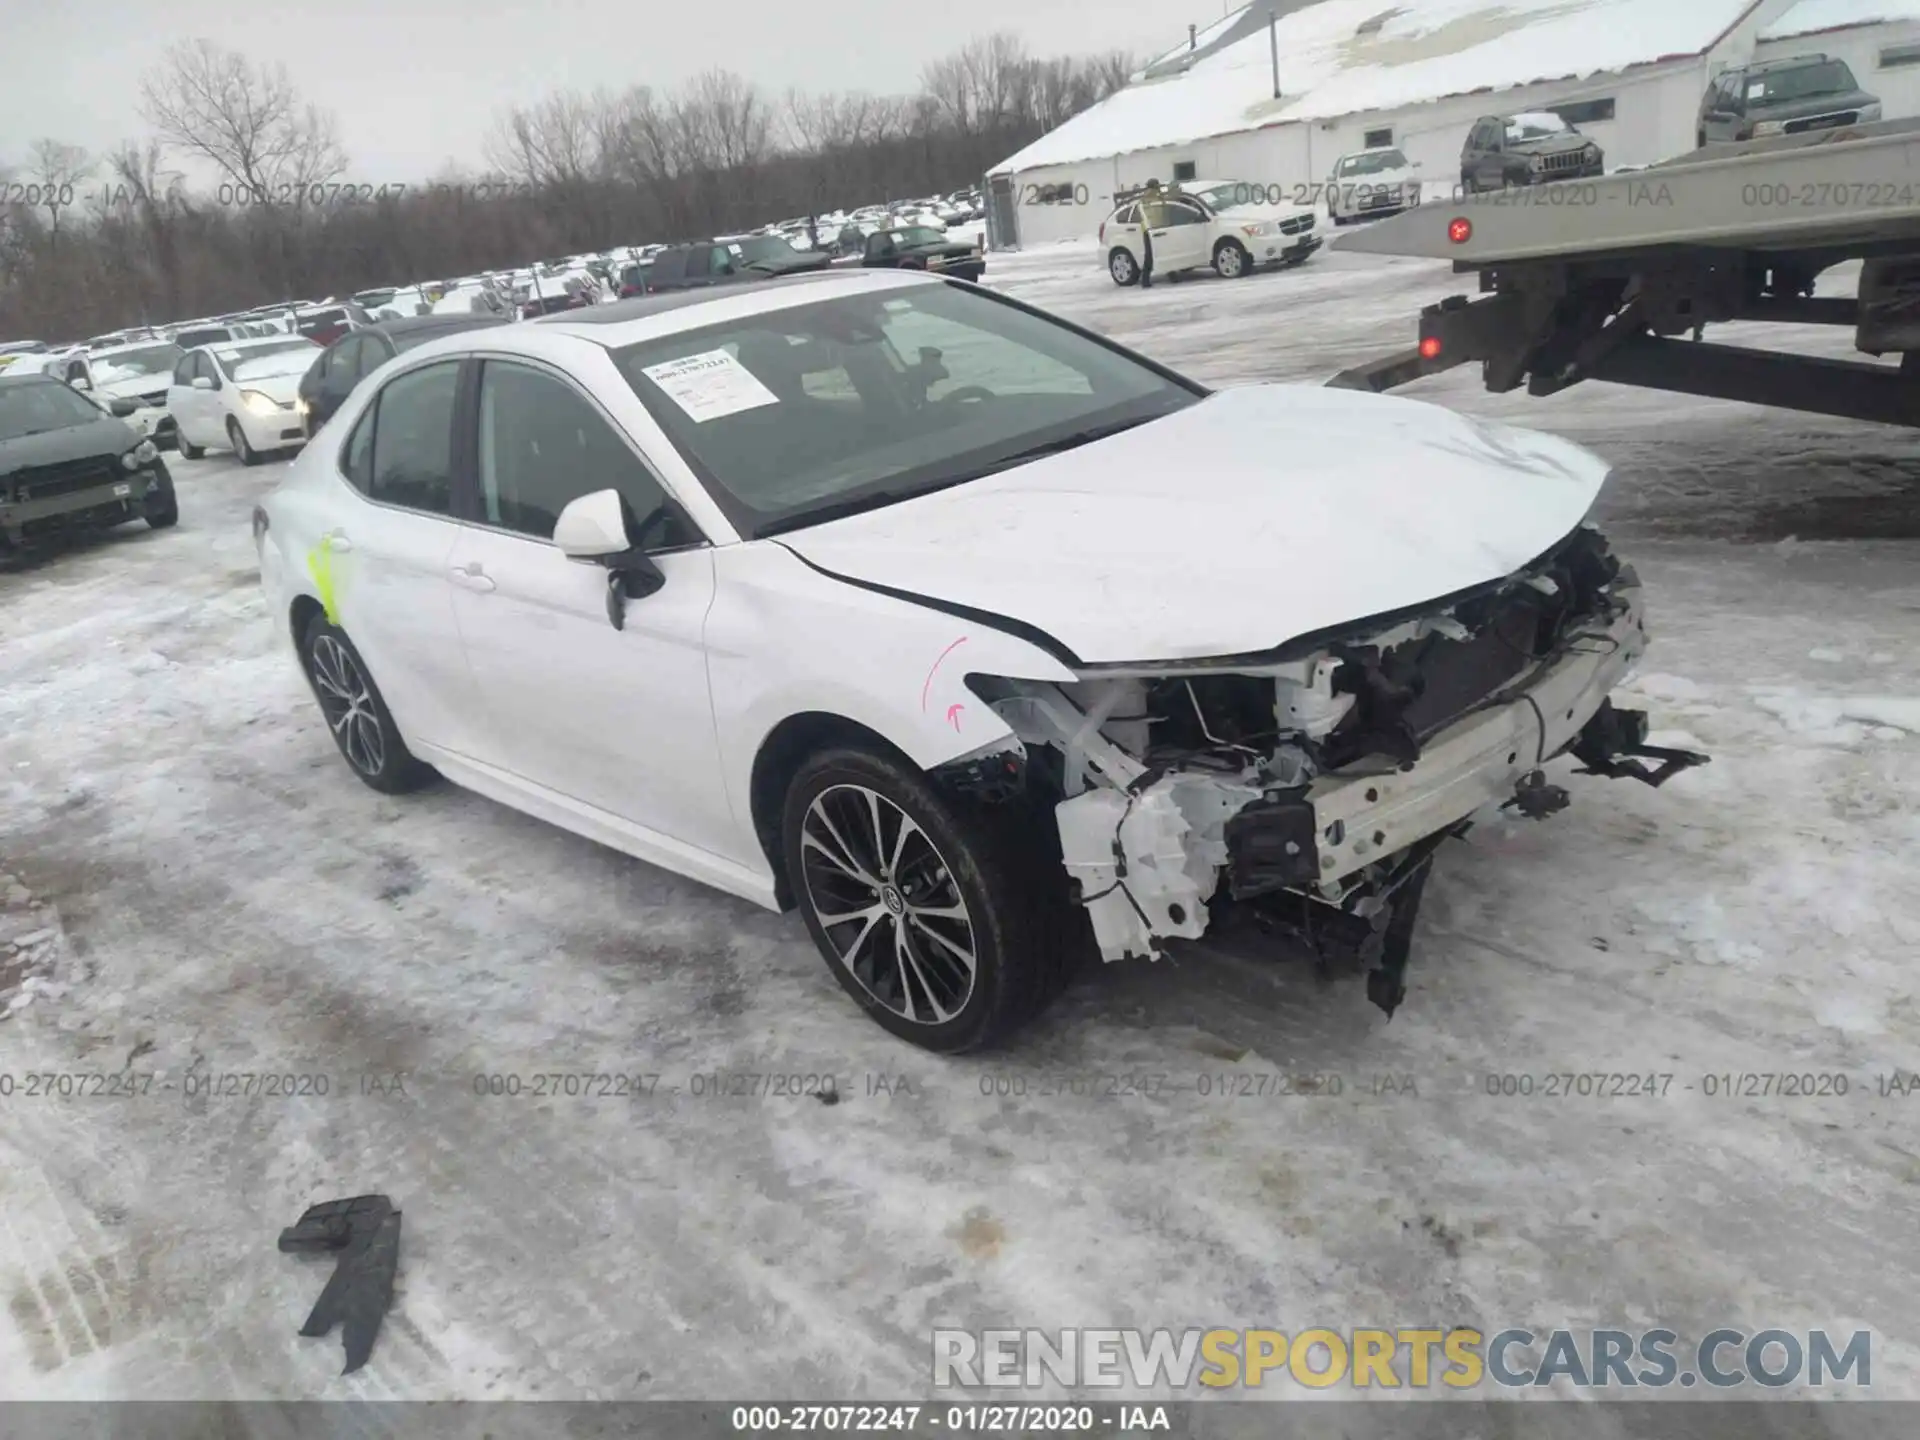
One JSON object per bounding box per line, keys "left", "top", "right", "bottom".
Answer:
{"left": 4, "top": 0, "right": 1207, "bottom": 183}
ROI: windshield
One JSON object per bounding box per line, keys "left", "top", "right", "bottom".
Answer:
{"left": 612, "top": 282, "right": 1201, "bottom": 537}
{"left": 92, "top": 344, "right": 185, "bottom": 380}
{"left": 893, "top": 227, "right": 945, "bottom": 247}
{"left": 1749, "top": 60, "right": 1858, "bottom": 103}
{"left": 734, "top": 236, "right": 802, "bottom": 264}
{"left": 0, "top": 379, "right": 110, "bottom": 440}
{"left": 213, "top": 340, "right": 318, "bottom": 379}
{"left": 1339, "top": 149, "right": 1410, "bottom": 176}
{"left": 1507, "top": 113, "right": 1573, "bottom": 141}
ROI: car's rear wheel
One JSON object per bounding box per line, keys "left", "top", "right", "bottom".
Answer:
{"left": 1108, "top": 247, "right": 1140, "bottom": 286}
{"left": 227, "top": 418, "right": 261, "bottom": 467}
{"left": 781, "top": 747, "right": 1081, "bottom": 1052}
{"left": 143, "top": 462, "right": 178, "bottom": 529}
{"left": 1212, "top": 238, "right": 1250, "bottom": 279}
{"left": 298, "top": 614, "right": 435, "bottom": 795}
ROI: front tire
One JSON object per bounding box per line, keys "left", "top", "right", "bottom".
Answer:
{"left": 781, "top": 747, "right": 1080, "bottom": 1052}
{"left": 298, "top": 614, "right": 435, "bottom": 795}
{"left": 178, "top": 435, "right": 205, "bottom": 460}
{"left": 1108, "top": 247, "right": 1139, "bottom": 286}
{"left": 1212, "top": 239, "right": 1250, "bottom": 279}
{"left": 228, "top": 418, "right": 261, "bottom": 467}
{"left": 143, "top": 462, "right": 178, "bottom": 529}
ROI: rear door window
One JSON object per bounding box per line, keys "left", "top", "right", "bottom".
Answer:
{"left": 364, "top": 361, "right": 461, "bottom": 516}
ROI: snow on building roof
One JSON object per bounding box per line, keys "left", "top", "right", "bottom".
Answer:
{"left": 995, "top": 0, "right": 1763, "bottom": 174}
{"left": 1760, "top": 0, "right": 1920, "bottom": 38}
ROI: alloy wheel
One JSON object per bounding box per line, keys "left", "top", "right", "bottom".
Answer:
{"left": 799, "top": 784, "right": 977, "bottom": 1024}
{"left": 308, "top": 634, "right": 386, "bottom": 777}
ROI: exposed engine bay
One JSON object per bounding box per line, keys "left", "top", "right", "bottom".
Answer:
{"left": 954, "top": 525, "right": 1708, "bottom": 1016}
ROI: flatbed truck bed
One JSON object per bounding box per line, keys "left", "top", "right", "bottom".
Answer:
{"left": 1327, "top": 119, "right": 1920, "bottom": 428}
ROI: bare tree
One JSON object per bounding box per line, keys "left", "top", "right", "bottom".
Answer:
{"left": 139, "top": 40, "right": 347, "bottom": 203}
{"left": 24, "top": 140, "right": 93, "bottom": 248}
{"left": 484, "top": 90, "right": 606, "bottom": 186}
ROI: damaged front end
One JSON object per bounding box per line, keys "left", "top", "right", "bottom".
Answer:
{"left": 964, "top": 526, "right": 1706, "bottom": 1016}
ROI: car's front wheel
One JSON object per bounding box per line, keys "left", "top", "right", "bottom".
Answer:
{"left": 177, "top": 434, "right": 205, "bottom": 460}
{"left": 781, "top": 747, "right": 1079, "bottom": 1052}
{"left": 227, "top": 417, "right": 261, "bottom": 467}
{"left": 1108, "top": 247, "right": 1140, "bottom": 286}
{"left": 1212, "top": 238, "right": 1251, "bottom": 279}
{"left": 143, "top": 462, "right": 178, "bottom": 529}
{"left": 298, "top": 614, "right": 435, "bottom": 794}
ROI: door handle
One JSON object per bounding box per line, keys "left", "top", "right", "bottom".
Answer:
{"left": 324, "top": 532, "right": 352, "bottom": 553}
{"left": 449, "top": 564, "right": 495, "bottom": 593}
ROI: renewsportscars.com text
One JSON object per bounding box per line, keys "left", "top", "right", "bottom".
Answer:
{"left": 932, "top": 1327, "right": 1872, "bottom": 1391}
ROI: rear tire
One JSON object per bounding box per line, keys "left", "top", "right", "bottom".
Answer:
{"left": 781, "top": 747, "right": 1082, "bottom": 1052}
{"left": 228, "top": 418, "right": 261, "bottom": 468}
{"left": 298, "top": 614, "right": 435, "bottom": 795}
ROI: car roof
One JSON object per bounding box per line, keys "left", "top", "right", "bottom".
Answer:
{"left": 531, "top": 271, "right": 903, "bottom": 331}
{"left": 1745, "top": 52, "right": 1836, "bottom": 73}
{"left": 0, "top": 371, "right": 64, "bottom": 389}
{"left": 359, "top": 314, "right": 510, "bottom": 339}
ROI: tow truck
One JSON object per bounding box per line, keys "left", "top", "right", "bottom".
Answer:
{"left": 1327, "top": 118, "right": 1920, "bottom": 428}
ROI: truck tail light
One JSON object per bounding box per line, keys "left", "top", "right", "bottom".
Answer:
{"left": 1447, "top": 217, "right": 1472, "bottom": 244}
{"left": 1419, "top": 335, "right": 1443, "bottom": 360}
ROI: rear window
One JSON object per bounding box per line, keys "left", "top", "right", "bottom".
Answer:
{"left": 173, "top": 328, "right": 231, "bottom": 349}
{"left": 298, "top": 309, "right": 349, "bottom": 328}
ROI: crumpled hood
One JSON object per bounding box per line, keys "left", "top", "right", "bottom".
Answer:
{"left": 0, "top": 417, "right": 136, "bottom": 479}
{"left": 778, "top": 384, "right": 1611, "bottom": 665}
{"left": 95, "top": 371, "right": 170, "bottom": 401}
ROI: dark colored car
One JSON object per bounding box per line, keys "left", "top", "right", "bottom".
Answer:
{"left": 292, "top": 304, "right": 372, "bottom": 347}
{"left": 642, "top": 242, "right": 748, "bottom": 292}
{"left": 860, "top": 225, "right": 985, "bottom": 281}
{"left": 295, "top": 313, "right": 512, "bottom": 437}
{"left": 1459, "top": 112, "right": 1604, "bottom": 192}
{"left": 0, "top": 374, "right": 177, "bottom": 548}
{"left": 616, "top": 262, "right": 652, "bottom": 298}
{"left": 728, "top": 235, "right": 835, "bottom": 278}
{"left": 1698, "top": 54, "right": 1882, "bottom": 147}
{"left": 521, "top": 277, "right": 595, "bottom": 318}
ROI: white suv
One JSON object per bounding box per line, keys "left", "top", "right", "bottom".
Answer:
{"left": 1099, "top": 180, "right": 1320, "bottom": 286}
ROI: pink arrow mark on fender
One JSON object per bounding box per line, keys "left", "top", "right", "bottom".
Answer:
{"left": 945, "top": 703, "right": 965, "bottom": 732}
{"left": 920, "top": 636, "right": 969, "bottom": 712}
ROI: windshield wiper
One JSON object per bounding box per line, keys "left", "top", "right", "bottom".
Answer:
{"left": 935, "top": 413, "right": 1161, "bottom": 484}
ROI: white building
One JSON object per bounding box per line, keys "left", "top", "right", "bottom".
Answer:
{"left": 1755, "top": 0, "right": 1920, "bottom": 111}
{"left": 987, "top": 0, "right": 1920, "bottom": 246}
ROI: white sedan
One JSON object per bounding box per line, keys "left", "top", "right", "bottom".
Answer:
{"left": 1100, "top": 179, "right": 1321, "bottom": 285}
{"left": 168, "top": 335, "right": 322, "bottom": 464}
{"left": 1326, "top": 146, "right": 1426, "bottom": 225}
{"left": 255, "top": 269, "right": 1698, "bottom": 1051}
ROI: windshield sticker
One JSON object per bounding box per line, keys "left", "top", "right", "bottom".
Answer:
{"left": 640, "top": 349, "right": 779, "bottom": 423}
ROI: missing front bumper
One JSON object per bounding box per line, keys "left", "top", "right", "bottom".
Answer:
{"left": 1050, "top": 579, "right": 1707, "bottom": 1010}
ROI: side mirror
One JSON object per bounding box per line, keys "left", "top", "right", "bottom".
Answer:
{"left": 70, "top": 375, "right": 92, "bottom": 391}
{"left": 191, "top": 376, "right": 214, "bottom": 391}
{"left": 108, "top": 397, "right": 139, "bottom": 417}
{"left": 554, "top": 488, "right": 665, "bottom": 629}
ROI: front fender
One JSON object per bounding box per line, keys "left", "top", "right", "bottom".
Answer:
{"left": 706, "top": 541, "right": 1077, "bottom": 807}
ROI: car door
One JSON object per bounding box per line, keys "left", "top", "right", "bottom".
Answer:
{"left": 167, "top": 352, "right": 199, "bottom": 440}
{"left": 1150, "top": 198, "right": 1213, "bottom": 273}
{"left": 1105, "top": 202, "right": 1144, "bottom": 262}
{"left": 443, "top": 357, "right": 737, "bottom": 860}
{"left": 325, "top": 360, "right": 487, "bottom": 756}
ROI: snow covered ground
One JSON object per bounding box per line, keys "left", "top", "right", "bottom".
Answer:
{"left": 1, "top": 240, "right": 1917, "bottom": 1408}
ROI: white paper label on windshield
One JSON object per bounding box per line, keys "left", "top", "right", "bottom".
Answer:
{"left": 640, "top": 349, "right": 778, "bottom": 423}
